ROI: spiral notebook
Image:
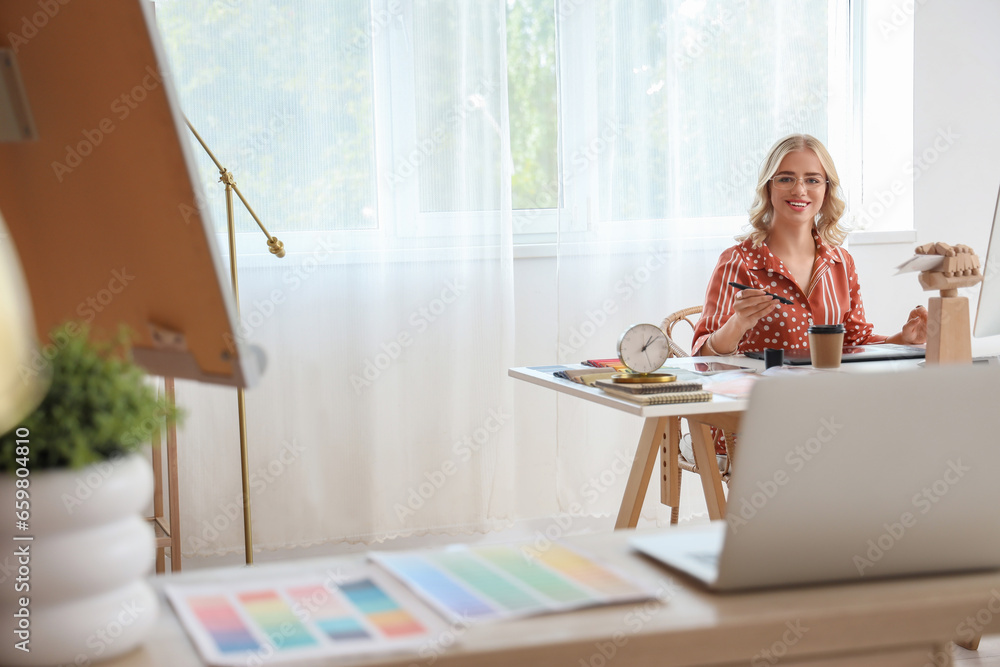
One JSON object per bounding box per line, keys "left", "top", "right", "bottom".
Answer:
{"left": 598, "top": 386, "right": 713, "bottom": 404}
{"left": 593, "top": 379, "right": 703, "bottom": 395}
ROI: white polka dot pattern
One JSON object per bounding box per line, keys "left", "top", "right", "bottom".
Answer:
{"left": 691, "top": 228, "right": 885, "bottom": 357}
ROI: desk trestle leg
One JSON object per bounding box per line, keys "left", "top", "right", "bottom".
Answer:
{"left": 615, "top": 417, "right": 669, "bottom": 529}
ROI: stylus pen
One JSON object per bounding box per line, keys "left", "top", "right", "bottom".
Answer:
{"left": 728, "top": 281, "right": 794, "bottom": 306}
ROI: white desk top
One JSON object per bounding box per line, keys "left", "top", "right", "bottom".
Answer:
{"left": 508, "top": 364, "right": 748, "bottom": 418}
{"left": 510, "top": 355, "right": 930, "bottom": 419}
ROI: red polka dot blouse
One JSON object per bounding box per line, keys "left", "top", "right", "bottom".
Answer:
{"left": 691, "top": 229, "right": 886, "bottom": 455}
{"left": 692, "top": 228, "right": 886, "bottom": 357}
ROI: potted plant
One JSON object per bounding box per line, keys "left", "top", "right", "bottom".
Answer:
{"left": 0, "top": 323, "right": 180, "bottom": 666}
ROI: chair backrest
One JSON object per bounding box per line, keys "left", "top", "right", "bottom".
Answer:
{"left": 660, "top": 306, "right": 702, "bottom": 358}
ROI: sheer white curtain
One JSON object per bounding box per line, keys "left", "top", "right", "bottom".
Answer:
{"left": 156, "top": 1, "right": 519, "bottom": 556}
{"left": 155, "top": 0, "right": 850, "bottom": 555}
{"left": 550, "top": 0, "right": 847, "bottom": 522}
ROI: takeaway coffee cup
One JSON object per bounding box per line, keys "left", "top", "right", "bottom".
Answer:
{"left": 808, "top": 324, "right": 846, "bottom": 368}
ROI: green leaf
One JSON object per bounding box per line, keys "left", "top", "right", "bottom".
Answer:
{"left": 0, "top": 323, "right": 183, "bottom": 471}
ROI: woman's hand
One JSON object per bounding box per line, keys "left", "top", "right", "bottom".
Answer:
{"left": 730, "top": 289, "right": 779, "bottom": 331}
{"left": 899, "top": 305, "right": 928, "bottom": 345}
{"left": 701, "top": 289, "right": 779, "bottom": 355}
{"left": 887, "top": 305, "right": 928, "bottom": 345}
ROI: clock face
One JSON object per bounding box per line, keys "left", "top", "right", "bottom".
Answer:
{"left": 617, "top": 323, "right": 669, "bottom": 374}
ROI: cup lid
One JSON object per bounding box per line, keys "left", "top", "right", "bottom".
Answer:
{"left": 808, "top": 324, "right": 845, "bottom": 333}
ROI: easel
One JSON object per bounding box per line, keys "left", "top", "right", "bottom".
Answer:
{"left": 0, "top": 1, "right": 265, "bottom": 576}
{"left": 149, "top": 378, "right": 181, "bottom": 573}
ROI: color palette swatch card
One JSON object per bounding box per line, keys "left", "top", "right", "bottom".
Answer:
{"left": 165, "top": 568, "right": 447, "bottom": 666}
{"left": 369, "top": 542, "right": 657, "bottom": 624}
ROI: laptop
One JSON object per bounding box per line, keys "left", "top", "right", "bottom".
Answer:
{"left": 631, "top": 364, "right": 1000, "bottom": 591}
{"left": 744, "top": 343, "right": 925, "bottom": 365}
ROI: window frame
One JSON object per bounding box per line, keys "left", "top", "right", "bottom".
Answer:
{"left": 216, "top": 0, "right": 902, "bottom": 257}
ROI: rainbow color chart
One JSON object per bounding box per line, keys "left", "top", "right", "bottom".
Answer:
{"left": 165, "top": 569, "right": 445, "bottom": 666}
{"left": 369, "top": 542, "right": 655, "bottom": 624}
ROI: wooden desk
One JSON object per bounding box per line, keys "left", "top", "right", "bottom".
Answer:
{"left": 509, "top": 362, "right": 751, "bottom": 526}
{"left": 105, "top": 527, "right": 999, "bottom": 666}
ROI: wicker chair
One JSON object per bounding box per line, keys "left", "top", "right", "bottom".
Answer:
{"left": 659, "top": 306, "right": 736, "bottom": 525}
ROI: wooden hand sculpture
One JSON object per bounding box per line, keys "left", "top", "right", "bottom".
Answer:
{"left": 913, "top": 242, "right": 980, "bottom": 364}
{"left": 915, "top": 241, "right": 982, "bottom": 294}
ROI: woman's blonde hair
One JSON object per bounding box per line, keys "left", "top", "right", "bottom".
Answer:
{"left": 739, "top": 134, "right": 847, "bottom": 248}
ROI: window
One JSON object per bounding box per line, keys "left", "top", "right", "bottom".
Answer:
{"left": 507, "top": 0, "right": 559, "bottom": 212}
{"left": 558, "top": 0, "right": 849, "bottom": 236}
{"left": 156, "top": 2, "right": 379, "bottom": 234}
{"left": 851, "top": 0, "right": 915, "bottom": 234}
{"left": 157, "top": 1, "right": 873, "bottom": 245}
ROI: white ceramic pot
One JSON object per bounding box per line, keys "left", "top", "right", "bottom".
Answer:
{"left": 0, "top": 454, "right": 158, "bottom": 666}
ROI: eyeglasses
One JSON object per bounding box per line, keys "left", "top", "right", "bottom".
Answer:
{"left": 770, "top": 175, "right": 829, "bottom": 191}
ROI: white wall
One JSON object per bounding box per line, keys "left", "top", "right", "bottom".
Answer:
{"left": 854, "top": 0, "right": 1000, "bottom": 355}
{"left": 914, "top": 0, "right": 1000, "bottom": 249}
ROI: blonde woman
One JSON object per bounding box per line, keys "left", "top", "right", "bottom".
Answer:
{"left": 692, "top": 134, "right": 926, "bottom": 452}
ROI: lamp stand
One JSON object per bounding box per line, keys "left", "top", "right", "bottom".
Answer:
{"left": 185, "top": 118, "right": 285, "bottom": 565}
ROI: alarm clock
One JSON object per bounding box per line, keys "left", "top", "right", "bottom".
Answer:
{"left": 615, "top": 323, "right": 674, "bottom": 381}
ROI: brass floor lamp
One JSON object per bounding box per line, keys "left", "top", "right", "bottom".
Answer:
{"left": 185, "top": 118, "right": 284, "bottom": 565}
